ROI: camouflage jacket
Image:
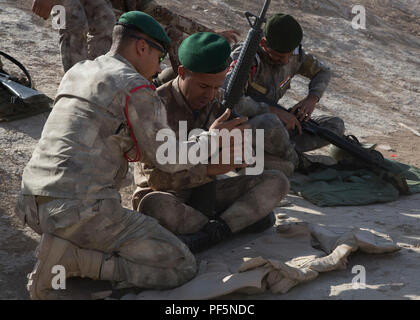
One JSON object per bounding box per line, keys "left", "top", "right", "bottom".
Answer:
{"left": 134, "top": 76, "right": 224, "bottom": 192}
{"left": 226, "top": 44, "right": 332, "bottom": 117}
{"left": 21, "top": 54, "right": 216, "bottom": 200}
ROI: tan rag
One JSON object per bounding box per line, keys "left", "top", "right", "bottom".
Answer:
{"left": 132, "top": 221, "right": 400, "bottom": 299}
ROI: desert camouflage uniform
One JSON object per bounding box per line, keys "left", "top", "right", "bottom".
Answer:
{"left": 226, "top": 45, "right": 345, "bottom": 165}
{"left": 132, "top": 77, "right": 290, "bottom": 234}
{"left": 111, "top": 0, "right": 213, "bottom": 72}
{"left": 14, "top": 54, "right": 223, "bottom": 289}
{"left": 57, "top": 0, "right": 116, "bottom": 72}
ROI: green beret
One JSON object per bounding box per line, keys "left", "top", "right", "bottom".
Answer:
{"left": 264, "top": 14, "right": 303, "bottom": 53}
{"left": 178, "top": 32, "right": 231, "bottom": 74}
{"left": 117, "top": 11, "right": 171, "bottom": 46}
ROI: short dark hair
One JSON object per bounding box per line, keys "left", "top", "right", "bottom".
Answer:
{"left": 112, "top": 24, "right": 138, "bottom": 46}
{"left": 112, "top": 24, "right": 160, "bottom": 54}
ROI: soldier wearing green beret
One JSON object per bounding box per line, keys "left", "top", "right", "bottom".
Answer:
{"left": 132, "top": 32, "right": 290, "bottom": 254}
{"left": 16, "top": 12, "right": 246, "bottom": 299}
{"left": 226, "top": 14, "right": 345, "bottom": 173}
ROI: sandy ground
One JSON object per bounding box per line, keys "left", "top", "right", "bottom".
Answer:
{"left": 0, "top": 0, "right": 419, "bottom": 299}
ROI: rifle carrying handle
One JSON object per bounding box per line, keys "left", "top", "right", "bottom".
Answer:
{"left": 0, "top": 51, "right": 33, "bottom": 89}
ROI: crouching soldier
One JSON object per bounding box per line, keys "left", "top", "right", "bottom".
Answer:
{"left": 15, "top": 11, "right": 205, "bottom": 300}
{"left": 132, "top": 32, "right": 290, "bottom": 254}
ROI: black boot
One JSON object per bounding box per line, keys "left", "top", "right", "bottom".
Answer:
{"left": 178, "top": 219, "right": 232, "bottom": 253}
{"left": 241, "top": 211, "right": 276, "bottom": 234}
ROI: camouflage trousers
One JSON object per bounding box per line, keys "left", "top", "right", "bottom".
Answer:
{"left": 136, "top": 170, "right": 289, "bottom": 234}
{"left": 15, "top": 194, "right": 197, "bottom": 289}
{"left": 57, "top": 0, "right": 115, "bottom": 72}
{"left": 248, "top": 113, "right": 346, "bottom": 168}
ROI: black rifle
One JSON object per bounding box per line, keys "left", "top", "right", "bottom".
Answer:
{"left": 188, "top": 0, "right": 272, "bottom": 217}
{"left": 253, "top": 94, "right": 410, "bottom": 195}
{"left": 222, "top": 0, "right": 271, "bottom": 115}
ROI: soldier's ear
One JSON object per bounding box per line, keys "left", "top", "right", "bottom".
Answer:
{"left": 135, "top": 39, "right": 147, "bottom": 56}
{"left": 178, "top": 65, "right": 186, "bottom": 79}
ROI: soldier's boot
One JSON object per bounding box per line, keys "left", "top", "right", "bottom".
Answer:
{"left": 27, "top": 233, "right": 114, "bottom": 300}
{"left": 178, "top": 219, "right": 233, "bottom": 254}
{"left": 241, "top": 211, "right": 276, "bottom": 234}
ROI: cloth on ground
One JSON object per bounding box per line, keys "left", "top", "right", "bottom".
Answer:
{"left": 125, "top": 221, "right": 399, "bottom": 299}
{"left": 385, "top": 160, "right": 420, "bottom": 193}
{"left": 290, "top": 159, "right": 420, "bottom": 207}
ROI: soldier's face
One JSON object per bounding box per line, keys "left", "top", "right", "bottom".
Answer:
{"left": 179, "top": 67, "right": 227, "bottom": 110}
{"left": 261, "top": 39, "right": 292, "bottom": 65}
{"left": 135, "top": 38, "right": 164, "bottom": 81}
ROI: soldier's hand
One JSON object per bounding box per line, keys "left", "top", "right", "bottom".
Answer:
{"left": 291, "top": 94, "right": 319, "bottom": 122}
{"left": 270, "top": 107, "right": 302, "bottom": 134}
{"left": 216, "top": 30, "right": 240, "bottom": 44}
{"left": 32, "top": 0, "right": 57, "bottom": 19}
{"left": 208, "top": 109, "right": 250, "bottom": 176}
{"left": 209, "top": 109, "right": 249, "bottom": 132}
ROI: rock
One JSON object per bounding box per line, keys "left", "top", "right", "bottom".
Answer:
{"left": 277, "top": 199, "right": 292, "bottom": 207}
{"left": 378, "top": 144, "right": 394, "bottom": 151}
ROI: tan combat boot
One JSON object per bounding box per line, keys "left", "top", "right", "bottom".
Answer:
{"left": 27, "top": 233, "right": 106, "bottom": 300}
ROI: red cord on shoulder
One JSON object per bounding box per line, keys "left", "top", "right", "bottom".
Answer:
{"left": 124, "top": 84, "right": 156, "bottom": 162}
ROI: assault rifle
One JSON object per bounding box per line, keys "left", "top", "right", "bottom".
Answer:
{"left": 222, "top": 0, "right": 271, "bottom": 115}
{"left": 253, "top": 94, "right": 410, "bottom": 195}
{"left": 188, "top": 0, "right": 272, "bottom": 216}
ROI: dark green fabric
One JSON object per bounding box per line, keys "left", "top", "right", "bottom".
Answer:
{"left": 382, "top": 159, "right": 420, "bottom": 193}
{"left": 264, "top": 14, "right": 303, "bottom": 53}
{"left": 291, "top": 160, "right": 420, "bottom": 207}
{"left": 118, "top": 11, "right": 171, "bottom": 45}
{"left": 178, "top": 32, "right": 231, "bottom": 74}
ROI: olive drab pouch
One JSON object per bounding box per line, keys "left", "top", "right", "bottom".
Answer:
{"left": 0, "top": 51, "right": 53, "bottom": 122}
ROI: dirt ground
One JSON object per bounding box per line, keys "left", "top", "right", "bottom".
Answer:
{"left": 0, "top": 0, "right": 419, "bottom": 300}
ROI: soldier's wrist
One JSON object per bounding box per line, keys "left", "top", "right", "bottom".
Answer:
{"left": 307, "top": 94, "right": 320, "bottom": 103}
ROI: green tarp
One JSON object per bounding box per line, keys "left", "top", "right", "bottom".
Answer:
{"left": 291, "top": 160, "right": 420, "bottom": 207}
